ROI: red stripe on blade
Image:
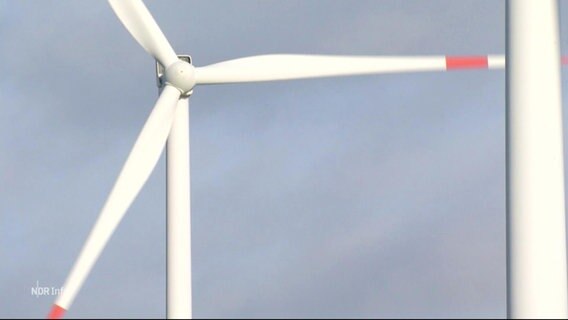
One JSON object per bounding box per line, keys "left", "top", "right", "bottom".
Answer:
{"left": 562, "top": 56, "right": 568, "bottom": 65}
{"left": 47, "top": 304, "right": 66, "bottom": 319}
{"left": 446, "top": 56, "right": 488, "bottom": 70}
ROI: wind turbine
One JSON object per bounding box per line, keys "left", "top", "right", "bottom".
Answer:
{"left": 47, "top": 0, "right": 567, "bottom": 319}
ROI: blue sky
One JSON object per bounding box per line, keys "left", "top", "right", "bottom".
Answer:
{"left": 1, "top": 0, "right": 568, "bottom": 318}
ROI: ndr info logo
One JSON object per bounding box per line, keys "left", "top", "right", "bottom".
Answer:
{"left": 31, "top": 281, "right": 63, "bottom": 298}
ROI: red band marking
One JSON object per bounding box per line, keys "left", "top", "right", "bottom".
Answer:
{"left": 47, "top": 304, "right": 66, "bottom": 319}
{"left": 562, "top": 56, "right": 568, "bottom": 65}
{"left": 446, "top": 56, "right": 488, "bottom": 70}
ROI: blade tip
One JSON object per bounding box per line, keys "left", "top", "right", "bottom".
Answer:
{"left": 47, "top": 304, "right": 66, "bottom": 319}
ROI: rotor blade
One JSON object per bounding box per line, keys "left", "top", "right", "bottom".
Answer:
{"left": 108, "top": 0, "right": 178, "bottom": 68}
{"left": 195, "top": 54, "right": 505, "bottom": 85}
{"left": 48, "top": 85, "right": 181, "bottom": 319}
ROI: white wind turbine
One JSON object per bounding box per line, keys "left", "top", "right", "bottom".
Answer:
{"left": 48, "top": 0, "right": 567, "bottom": 319}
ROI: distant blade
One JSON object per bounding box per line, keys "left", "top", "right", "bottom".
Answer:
{"left": 108, "top": 0, "right": 178, "bottom": 68}
{"left": 195, "top": 54, "right": 505, "bottom": 85}
{"left": 51, "top": 85, "right": 181, "bottom": 314}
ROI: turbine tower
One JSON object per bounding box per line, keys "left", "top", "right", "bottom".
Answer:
{"left": 507, "top": 0, "right": 568, "bottom": 318}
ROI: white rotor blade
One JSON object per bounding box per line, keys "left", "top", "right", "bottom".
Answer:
{"left": 108, "top": 0, "right": 178, "bottom": 68}
{"left": 195, "top": 54, "right": 505, "bottom": 85}
{"left": 48, "top": 85, "right": 181, "bottom": 319}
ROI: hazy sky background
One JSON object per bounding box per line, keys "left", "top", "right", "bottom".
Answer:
{"left": 2, "top": 0, "right": 568, "bottom": 318}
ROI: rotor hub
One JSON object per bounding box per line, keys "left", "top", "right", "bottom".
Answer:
{"left": 164, "top": 60, "right": 196, "bottom": 97}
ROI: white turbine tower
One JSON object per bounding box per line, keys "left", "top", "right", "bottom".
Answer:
{"left": 47, "top": 0, "right": 568, "bottom": 318}
{"left": 507, "top": 0, "right": 568, "bottom": 318}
